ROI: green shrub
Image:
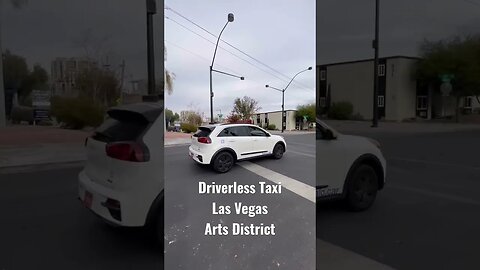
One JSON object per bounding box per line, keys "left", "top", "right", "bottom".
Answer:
{"left": 267, "top": 124, "right": 276, "bottom": 130}
{"left": 181, "top": 122, "right": 197, "bottom": 133}
{"left": 51, "top": 96, "right": 105, "bottom": 129}
{"left": 10, "top": 105, "right": 34, "bottom": 124}
{"left": 350, "top": 113, "right": 364, "bottom": 121}
{"left": 327, "top": 101, "right": 353, "bottom": 120}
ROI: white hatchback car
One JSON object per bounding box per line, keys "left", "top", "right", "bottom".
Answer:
{"left": 316, "top": 119, "right": 386, "bottom": 211}
{"left": 189, "top": 123, "right": 287, "bottom": 173}
{"left": 78, "top": 102, "right": 164, "bottom": 240}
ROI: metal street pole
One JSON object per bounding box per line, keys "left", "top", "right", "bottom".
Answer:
{"left": 372, "top": 0, "right": 380, "bottom": 127}
{"left": 281, "top": 90, "right": 285, "bottom": 132}
{"left": 209, "top": 65, "right": 213, "bottom": 123}
{"left": 266, "top": 67, "right": 312, "bottom": 133}
{"left": 0, "top": 0, "right": 6, "bottom": 127}
{"left": 146, "top": 0, "right": 156, "bottom": 96}
{"left": 210, "top": 13, "right": 234, "bottom": 124}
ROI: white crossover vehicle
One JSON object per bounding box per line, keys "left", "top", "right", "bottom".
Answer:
{"left": 189, "top": 123, "right": 287, "bottom": 173}
{"left": 78, "top": 102, "right": 164, "bottom": 240}
{"left": 316, "top": 118, "right": 386, "bottom": 211}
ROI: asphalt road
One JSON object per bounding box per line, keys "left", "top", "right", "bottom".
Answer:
{"left": 4, "top": 129, "right": 478, "bottom": 269}
{"left": 164, "top": 134, "right": 316, "bottom": 270}
{"left": 317, "top": 128, "right": 480, "bottom": 270}
{"left": 0, "top": 167, "right": 163, "bottom": 269}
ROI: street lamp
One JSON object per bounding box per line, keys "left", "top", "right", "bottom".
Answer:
{"left": 266, "top": 66, "right": 312, "bottom": 133}
{"left": 210, "top": 13, "right": 244, "bottom": 124}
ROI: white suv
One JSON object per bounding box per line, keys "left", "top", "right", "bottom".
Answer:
{"left": 189, "top": 124, "right": 287, "bottom": 173}
{"left": 316, "top": 119, "right": 386, "bottom": 211}
{"left": 78, "top": 102, "right": 164, "bottom": 240}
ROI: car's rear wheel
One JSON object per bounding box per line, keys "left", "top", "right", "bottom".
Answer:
{"left": 212, "top": 151, "right": 235, "bottom": 173}
{"left": 345, "top": 164, "right": 378, "bottom": 211}
{"left": 272, "top": 143, "right": 285, "bottom": 159}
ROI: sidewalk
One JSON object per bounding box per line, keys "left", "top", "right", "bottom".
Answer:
{"left": 165, "top": 131, "right": 192, "bottom": 146}
{"left": 0, "top": 126, "right": 88, "bottom": 170}
{"left": 270, "top": 130, "right": 315, "bottom": 135}
{"left": 324, "top": 120, "right": 480, "bottom": 134}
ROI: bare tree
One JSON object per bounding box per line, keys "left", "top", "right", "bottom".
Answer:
{"left": 232, "top": 96, "right": 261, "bottom": 120}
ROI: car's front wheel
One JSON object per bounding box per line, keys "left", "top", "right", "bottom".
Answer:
{"left": 345, "top": 164, "right": 378, "bottom": 211}
{"left": 272, "top": 143, "right": 285, "bottom": 159}
{"left": 212, "top": 151, "right": 235, "bottom": 173}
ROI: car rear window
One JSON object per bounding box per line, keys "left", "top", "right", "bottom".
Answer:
{"left": 91, "top": 112, "right": 150, "bottom": 143}
{"left": 193, "top": 126, "right": 215, "bottom": 137}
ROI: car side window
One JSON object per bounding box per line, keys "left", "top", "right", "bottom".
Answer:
{"left": 249, "top": 126, "right": 268, "bottom": 137}
{"left": 234, "top": 126, "right": 251, "bottom": 136}
{"left": 218, "top": 128, "right": 233, "bottom": 137}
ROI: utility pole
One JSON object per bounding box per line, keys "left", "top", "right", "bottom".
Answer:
{"left": 372, "top": 0, "right": 380, "bottom": 127}
{"left": 119, "top": 60, "right": 125, "bottom": 104}
{"left": 146, "top": 0, "right": 156, "bottom": 96}
{"left": 0, "top": 0, "right": 7, "bottom": 127}
{"left": 266, "top": 67, "right": 312, "bottom": 133}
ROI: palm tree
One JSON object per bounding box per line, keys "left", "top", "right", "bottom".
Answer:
{"left": 164, "top": 46, "right": 175, "bottom": 95}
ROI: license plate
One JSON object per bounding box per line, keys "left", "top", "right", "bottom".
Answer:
{"left": 84, "top": 191, "right": 93, "bottom": 208}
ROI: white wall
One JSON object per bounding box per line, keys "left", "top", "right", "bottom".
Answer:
{"left": 386, "top": 58, "right": 417, "bottom": 121}
{"left": 327, "top": 61, "right": 374, "bottom": 119}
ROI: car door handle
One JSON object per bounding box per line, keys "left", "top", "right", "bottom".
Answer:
{"left": 227, "top": 140, "right": 235, "bottom": 142}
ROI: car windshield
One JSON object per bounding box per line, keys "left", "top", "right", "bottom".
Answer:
{"left": 316, "top": 118, "right": 339, "bottom": 134}
{"left": 193, "top": 126, "right": 215, "bottom": 137}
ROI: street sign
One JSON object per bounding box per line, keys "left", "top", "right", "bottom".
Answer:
{"left": 439, "top": 74, "right": 455, "bottom": 83}
{"left": 32, "top": 90, "right": 51, "bottom": 107}
{"left": 440, "top": 82, "right": 452, "bottom": 97}
{"left": 33, "top": 109, "right": 49, "bottom": 120}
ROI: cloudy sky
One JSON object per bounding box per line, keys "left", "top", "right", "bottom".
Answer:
{"left": 164, "top": 0, "right": 316, "bottom": 118}
{"left": 2, "top": 0, "right": 479, "bottom": 115}
{"left": 317, "top": 0, "right": 480, "bottom": 64}
{"left": 2, "top": 0, "right": 163, "bottom": 88}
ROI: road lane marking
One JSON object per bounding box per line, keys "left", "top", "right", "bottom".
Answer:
{"left": 287, "top": 150, "right": 315, "bottom": 158}
{"left": 285, "top": 141, "right": 315, "bottom": 147}
{"left": 389, "top": 157, "right": 480, "bottom": 170}
{"left": 389, "top": 184, "right": 480, "bottom": 206}
{"left": 238, "top": 162, "right": 315, "bottom": 203}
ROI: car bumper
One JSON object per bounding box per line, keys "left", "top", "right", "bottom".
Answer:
{"left": 189, "top": 146, "right": 212, "bottom": 164}
{"left": 78, "top": 170, "right": 147, "bottom": 227}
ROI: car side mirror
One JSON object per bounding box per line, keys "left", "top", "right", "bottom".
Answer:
{"left": 324, "top": 129, "right": 336, "bottom": 140}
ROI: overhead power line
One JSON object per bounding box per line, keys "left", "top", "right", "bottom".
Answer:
{"left": 164, "top": 39, "right": 311, "bottom": 94}
{"left": 165, "top": 6, "right": 314, "bottom": 91}
{"left": 165, "top": 15, "right": 313, "bottom": 92}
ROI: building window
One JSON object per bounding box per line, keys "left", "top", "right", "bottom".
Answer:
{"left": 378, "top": 95, "right": 385, "bottom": 107}
{"left": 319, "top": 97, "right": 326, "bottom": 107}
{"left": 378, "top": 64, "right": 385, "bottom": 76}
{"left": 464, "top": 96, "right": 473, "bottom": 108}
{"left": 320, "top": 70, "right": 326, "bottom": 81}
{"left": 417, "top": 96, "right": 428, "bottom": 110}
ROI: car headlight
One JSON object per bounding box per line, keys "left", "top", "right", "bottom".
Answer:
{"left": 368, "top": 138, "right": 381, "bottom": 149}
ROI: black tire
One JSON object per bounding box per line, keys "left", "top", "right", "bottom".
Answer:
{"left": 272, "top": 143, "right": 285, "bottom": 159}
{"left": 212, "top": 151, "right": 235, "bottom": 173}
{"left": 155, "top": 208, "right": 164, "bottom": 249}
{"left": 345, "top": 164, "right": 378, "bottom": 211}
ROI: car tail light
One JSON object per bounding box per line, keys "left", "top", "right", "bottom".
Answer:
{"left": 105, "top": 142, "right": 150, "bottom": 162}
{"left": 197, "top": 137, "right": 211, "bottom": 144}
